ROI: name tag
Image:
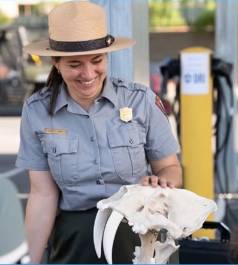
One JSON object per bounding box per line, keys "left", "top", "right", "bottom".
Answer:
{"left": 44, "top": 128, "right": 67, "bottom": 135}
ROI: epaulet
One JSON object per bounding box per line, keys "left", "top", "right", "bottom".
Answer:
{"left": 112, "top": 78, "right": 147, "bottom": 92}
{"left": 26, "top": 87, "right": 51, "bottom": 105}
{"left": 111, "top": 77, "right": 128, "bottom": 88}
{"left": 131, "top": 82, "right": 147, "bottom": 92}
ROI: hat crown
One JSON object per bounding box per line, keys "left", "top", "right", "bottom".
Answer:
{"left": 48, "top": 1, "right": 107, "bottom": 42}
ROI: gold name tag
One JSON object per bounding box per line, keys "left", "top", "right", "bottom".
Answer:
{"left": 44, "top": 128, "right": 67, "bottom": 135}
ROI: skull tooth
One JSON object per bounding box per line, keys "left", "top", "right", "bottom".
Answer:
{"left": 94, "top": 208, "right": 112, "bottom": 258}
{"left": 103, "top": 210, "right": 124, "bottom": 264}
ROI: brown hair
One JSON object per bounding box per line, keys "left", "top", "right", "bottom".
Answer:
{"left": 31, "top": 57, "right": 63, "bottom": 115}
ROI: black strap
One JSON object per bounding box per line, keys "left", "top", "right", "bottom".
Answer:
{"left": 49, "top": 35, "right": 115, "bottom": 52}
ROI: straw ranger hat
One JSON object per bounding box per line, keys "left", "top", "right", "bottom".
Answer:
{"left": 24, "top": 0, "right": 135, "bottom": 56}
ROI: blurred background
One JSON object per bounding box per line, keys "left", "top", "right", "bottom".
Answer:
{"left": 0, "top": 0, "right": 216, "bottom": 115}
{"left": 1, "top": 0, "right": 238, "bottom": 262}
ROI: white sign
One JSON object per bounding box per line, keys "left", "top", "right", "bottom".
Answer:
{"left": 181, "top": 52, "right": 210, "bottom": 95}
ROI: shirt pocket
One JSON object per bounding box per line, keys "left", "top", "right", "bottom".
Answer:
{"left": 107, "top": 122, "right": 147, "bottom": 183}
{"left": 39, "top": 134, "right": 79, "bottom": 186}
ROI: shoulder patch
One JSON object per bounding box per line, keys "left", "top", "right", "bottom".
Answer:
{"left": 155, "top": 96, "right": 171, "bottom": 116}
{"left": 26, "top": 87, "right": 51, "bottom": 105}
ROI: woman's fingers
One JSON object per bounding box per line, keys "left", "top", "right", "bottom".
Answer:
{"left": 140, "top": 176, "right": 150, "bottom": 186}
{"left": 158, "top": 177, "right": 167, "bottom": 188}
{"left": 150, "top": 175, "right": 159, "bottom": 187}
{"left": 140, "top": 175, "right": 175, "bottom": 188}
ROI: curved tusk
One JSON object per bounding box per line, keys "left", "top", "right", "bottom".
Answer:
{"left": 94, "top": 208, "right": 112, "bottom": 258}
{"left": 103, "top": 211, "right": 124, "bottom": 264}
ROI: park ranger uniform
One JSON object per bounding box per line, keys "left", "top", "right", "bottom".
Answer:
{"left": 16, "top": 77, "right": 179, "bottom": 263}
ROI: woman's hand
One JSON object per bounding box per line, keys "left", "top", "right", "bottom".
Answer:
{"left": 140, "top": 175, "right": 175, "bottom": 188}
{"left": 140, "top": 154, "right": 182, "bottom": 188}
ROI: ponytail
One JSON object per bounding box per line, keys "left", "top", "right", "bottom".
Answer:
{"left": 31, "top": 57, "right": 63, "bottom": 115}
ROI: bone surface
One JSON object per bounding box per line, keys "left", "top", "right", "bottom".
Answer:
{"left": 94, "top": 184, "right": 217, "bottom": 264}
{"left": 93, "top": 208, "right": 112, "bottom": 258}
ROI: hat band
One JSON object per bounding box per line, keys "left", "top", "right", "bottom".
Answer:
{"left": 49, "top": 35, "right": 115, "bottom": 52}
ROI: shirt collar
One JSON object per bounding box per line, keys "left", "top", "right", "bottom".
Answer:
{"left": 54, "top": 78, "right": 118, "bottom": 114}
{"left": 56, "top": 83, "right": 87, "bottom": 115}
{"left": 100, "top": 77, "right": 118, "bottom": 108}
{"left": 54, "top": 83, "right": 68, "bottom": 114}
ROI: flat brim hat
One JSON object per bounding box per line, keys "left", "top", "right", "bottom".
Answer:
{"left": 24, "top": 0, "right": 135, "bottom": 56}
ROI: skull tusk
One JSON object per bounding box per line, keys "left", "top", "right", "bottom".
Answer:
{"left": 94, "top": 208, "right": 112, "bottom": 258}
{"left": 103, "top": 210, "right": 124, "bottom": 264}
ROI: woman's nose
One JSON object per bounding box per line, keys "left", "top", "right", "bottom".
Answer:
{"left": 80, "top": 64, "right": 95, "bottom": 79}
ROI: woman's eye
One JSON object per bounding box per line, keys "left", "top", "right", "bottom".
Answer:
{"left": 69, "top": 65, "right": 80, "bottom": 68}
{"left": 92, "top": 59, "right": 102, "bottom": 64}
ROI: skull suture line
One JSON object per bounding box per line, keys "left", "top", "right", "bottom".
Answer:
{"left": 93, "top": 184, "right": 217, "bottom": 264}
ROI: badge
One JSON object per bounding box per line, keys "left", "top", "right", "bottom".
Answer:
{"left": 44, "top": 128, "right": 67, "bottom": 135}
{"left": 119, "top": 107, "right": 133, "bottom": 122}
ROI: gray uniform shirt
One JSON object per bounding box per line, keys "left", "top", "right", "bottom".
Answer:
{"left": 16, "top": 77, "right": 179, "bottom": 210}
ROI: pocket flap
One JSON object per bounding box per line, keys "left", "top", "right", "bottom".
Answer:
{"left": 108, "top": 123, "right": 142, "bottom": 148}
{"left": 40, "top": 134, "right": 78, "bottom": 155}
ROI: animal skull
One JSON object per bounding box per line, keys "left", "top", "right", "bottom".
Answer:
{"left": 93, "top": 184, "right": 217, "bottom": 264}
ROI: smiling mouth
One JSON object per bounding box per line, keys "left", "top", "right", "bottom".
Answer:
{"left": 78, "top": 77, "right": 97, "bottom": 86}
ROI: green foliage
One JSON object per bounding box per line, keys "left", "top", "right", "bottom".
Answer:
{"left": 149, "top": 0, "right": 216, "bottom": 31}
{"left": 0, "top": 11, "right": 11, "bottom": 26}
{"left": 31, "top": 3, "right": 45, "bottom": 16}
{"left": 149, "top": 0, "right": 186, "bottom": 29}
{"left": 191, "top": 9, "right": 215, "bottom": 32}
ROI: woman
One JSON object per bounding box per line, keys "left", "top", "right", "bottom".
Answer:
{"left": 16, "top": 1, "right": 182, "bottom": 263}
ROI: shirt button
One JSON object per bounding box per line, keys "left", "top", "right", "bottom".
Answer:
{"left": 90, "top": 136, "right": 95, "bottom": 142}
{"left": 94, "top": 160, "right": 98, "bottom": 165}
{"left": 129, "top": 138, "right": 134, "bottom": 144}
